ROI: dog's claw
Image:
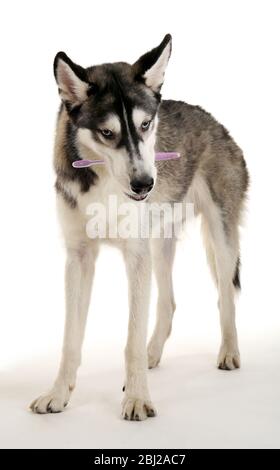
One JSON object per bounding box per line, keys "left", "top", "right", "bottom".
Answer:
{"left": 30, "top": 386, "right": 71, "bottom": 414}
{"left": 46, "top": 401, "right": 52, "bottom": 413}
{"left": 122, "top": 397, "right": 157, "bottom": 421}
{"left": 146, "top": 407, "right": 156, "bottom": 417}
{"left": 217, "top": 343, "right": 240, "bottom": 371}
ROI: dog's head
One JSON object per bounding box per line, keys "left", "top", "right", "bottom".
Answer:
{"left": 54, "top": 35, "right": 172, "bottom": 201}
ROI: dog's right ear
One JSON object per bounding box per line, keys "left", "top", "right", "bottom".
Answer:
{"left": 54, "top": 52, "right": 90, "bottom": 107}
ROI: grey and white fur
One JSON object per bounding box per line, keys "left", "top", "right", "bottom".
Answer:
{"left": 30, "top": 35, "right": 249, "bottom": 420}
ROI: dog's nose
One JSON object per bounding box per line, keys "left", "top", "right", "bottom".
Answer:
{"left": 130, "top": 177, "right": 154, "bottom": 194}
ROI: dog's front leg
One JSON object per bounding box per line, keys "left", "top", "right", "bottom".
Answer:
{"left": 30, "top": 242, "right": 98, "bottom": 413}
{"left": 121, "top": 239, "right": 156, "bottom": 421}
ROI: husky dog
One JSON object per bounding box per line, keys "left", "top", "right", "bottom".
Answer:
{"left": 30, "top": 35, "right": 249, "bottom": 420}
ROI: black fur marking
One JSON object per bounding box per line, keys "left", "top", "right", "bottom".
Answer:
{"left": 87, "top": 83, "right": 99, "bottom": 97}
{"left": 55, "top": 180, "right": 77, "bottom": 209}
{"left": 67, "top": 103, "right": 82, "bottom": 122}
{"left": 233, "top": 257, "right": 241, "bottom": 289}
{"left": 56, "top": 119, "right": 98, "bottom": 193}
{"left": 108, "top": 72, "right": 143, "bottom": 159}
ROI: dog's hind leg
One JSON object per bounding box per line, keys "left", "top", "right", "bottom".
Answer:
{"left": 201, "top": 207, "right": 241, "bottom": 370}
{"left": 201, "top": 216, "right": 218, "bottom": 286}
{"left": 147, "top": 237, "right": 176, "bottom": 368}
{"left": 121, "top": 239, "right": 156, "bottom": 421}
{"left": 30, "top": 241, "right": 98, "bottom": 413}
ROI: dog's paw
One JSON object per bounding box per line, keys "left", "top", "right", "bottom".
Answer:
{"left": 147, "top": 340, "right": 162, "bottom": 369}
{"left": 30, "top": 385, "right": 71, "bottom": 414}
{"left": 217, "top": 343, "right": 240, "bottom": 370}
{"left": 122, "top": 397, "right": 157, "bottom": 421}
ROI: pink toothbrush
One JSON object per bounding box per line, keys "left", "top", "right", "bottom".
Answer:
{"left": 72, "top": 152, "right": 180, "bottom": 168}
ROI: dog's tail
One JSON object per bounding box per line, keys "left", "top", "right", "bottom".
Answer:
{"left": 232, "top": 257, "right": 241, "bottom": 290}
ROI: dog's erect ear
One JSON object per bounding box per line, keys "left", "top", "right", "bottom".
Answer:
{"left": 53, "top": 52, "right": 90, "bottom": 106}
{"left": 133, "top": 34, "right": 172, "bottom": 92}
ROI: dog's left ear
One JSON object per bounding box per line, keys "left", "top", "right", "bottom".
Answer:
{"left": 133, "top": 34, "right": 172, "bottom": 92}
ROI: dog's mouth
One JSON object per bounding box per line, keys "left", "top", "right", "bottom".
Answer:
{"left": 124, "top": 192, "right": 149, "bottom": 202}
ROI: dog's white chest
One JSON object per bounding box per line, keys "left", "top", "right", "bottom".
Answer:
{"left": 73, "top": 175, "right": 138, "bottom": 240}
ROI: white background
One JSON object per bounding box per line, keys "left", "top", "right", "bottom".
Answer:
{"left": 0, "top": 0, "right": 280, "bottom": 449}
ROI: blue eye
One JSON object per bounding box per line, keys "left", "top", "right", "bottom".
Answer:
{"left": 141, "top": 120, "right": 151, "bottom": 131}
{"left": 100, "top": 128, "right": 114, "bottom": 138}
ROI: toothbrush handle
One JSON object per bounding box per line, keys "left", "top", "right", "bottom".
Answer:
{"left": 155, "top": 152, "right": 180, "bottom": 161}
{"left": 72, "top": 152, "right": 180, "bottom": 168}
